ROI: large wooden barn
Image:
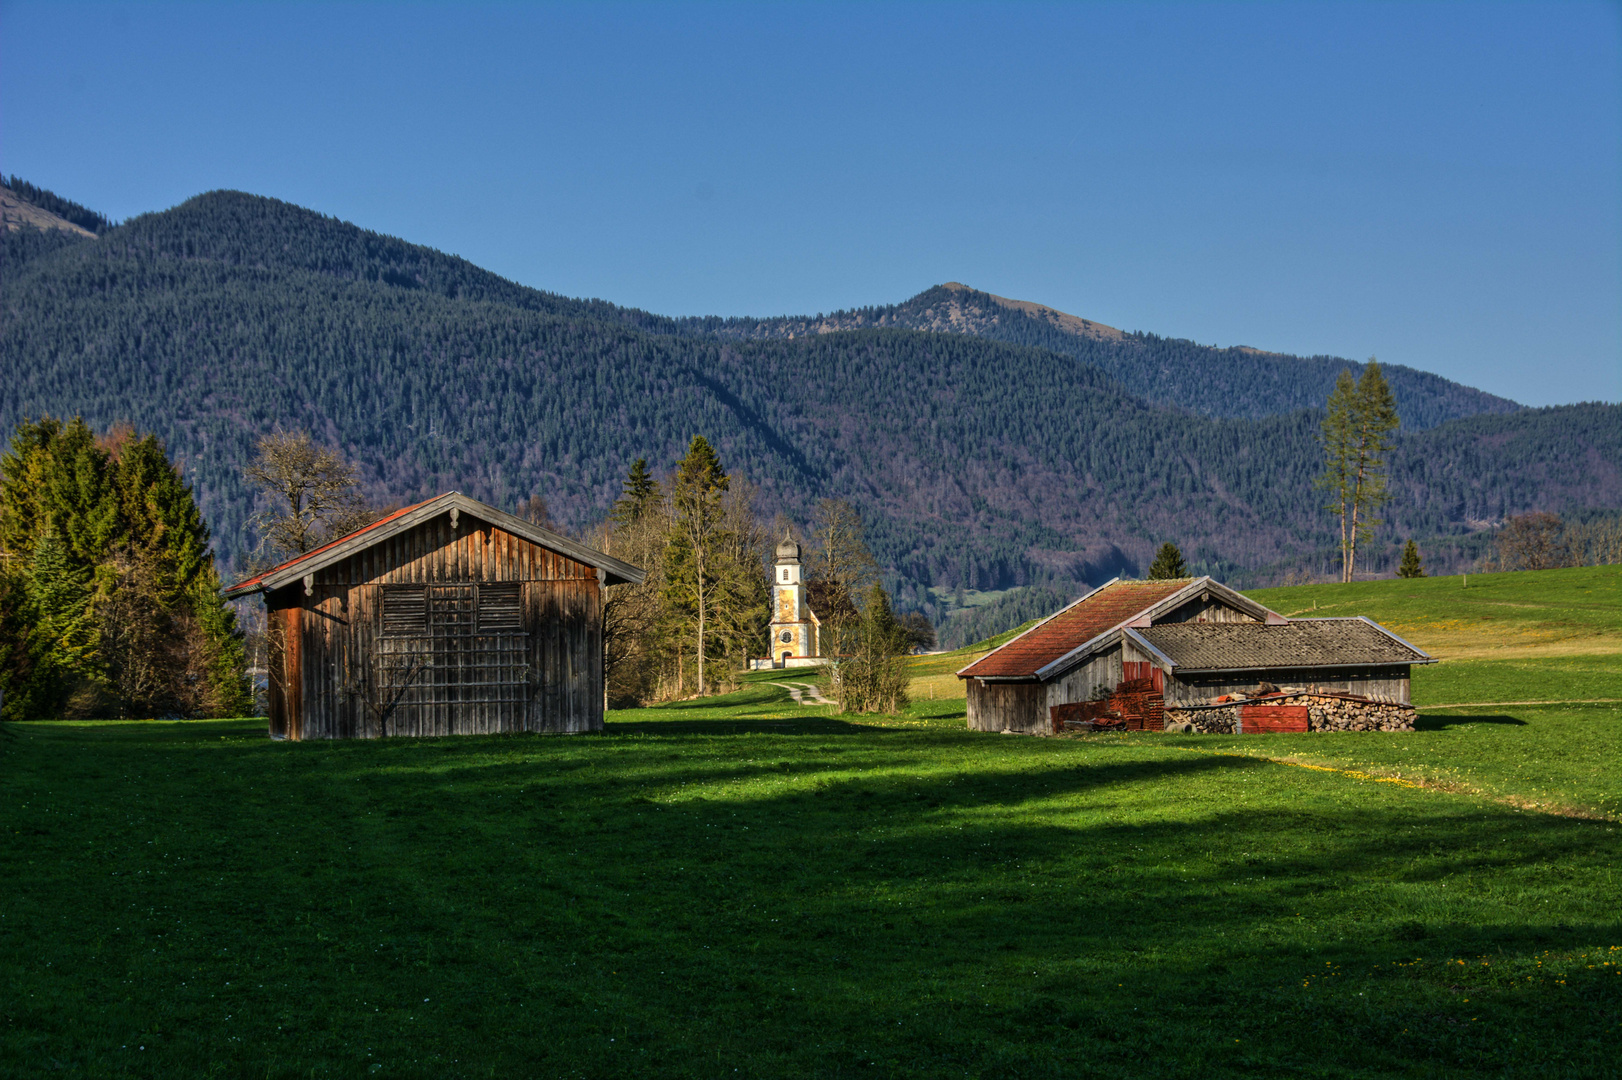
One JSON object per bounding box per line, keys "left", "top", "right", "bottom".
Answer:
{"left": 957, "top": 577, "right": 1434, "bottom": 735}
{"left": 224, "top": 492, "right": 644, "bottom": 740}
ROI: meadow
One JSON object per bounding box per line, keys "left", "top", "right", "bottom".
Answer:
{"left": 1, "top": 567, "right": 1618, "bottom": 1078}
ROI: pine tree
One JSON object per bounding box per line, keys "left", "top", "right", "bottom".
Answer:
{"left": 1318, "top": 361, "right": 1400, "bottom": 583}
{"left": 111, "top": 433, "right": 212, "bottom": 592}
{"left": 1397, "top": 539, "right": 1425, "bottom": 578}
{"left": 0, "top": 417, "right": 250, "bottom": 718}
{"left": 20, "top": 532, "right": 97, "bottom": 718}
{"left": 610, "top": 458, "right": 660, "bottom": 525}
{"left": 191, "top": 567, "right": 253, "bottom": 716}
{"left": 665, "top": 437, "right": 730, "bottom": 695}
{"left": 1147, "top": 542, "right": 1188, "bottom": 579}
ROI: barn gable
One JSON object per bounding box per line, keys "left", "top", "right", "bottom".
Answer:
{"left": 227, "top": 493, "right": 645, "bottom": 741}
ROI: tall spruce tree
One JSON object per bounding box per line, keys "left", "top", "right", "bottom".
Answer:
{"left": 610, "top": 458, "right": 660, "bottom": 525}
{"left": 15, "top": 531, "right": 96, "bottom": 719}
{"left": 0, "top": 417, "right": 250, "bottom": 719}
{"left": 665, "top": 437, "right": 730, "bottom": 695}
{"left": 1318, "top": 361, "right": 1400, "bottom": 583}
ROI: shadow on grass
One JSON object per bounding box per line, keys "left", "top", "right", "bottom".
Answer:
{"left": 1416, "top": 712, "right": 1529, "bottom": 730}
{"left": 6, "top": 714, "right": 1619, "bottom": 1079}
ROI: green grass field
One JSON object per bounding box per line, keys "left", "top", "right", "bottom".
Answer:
{"left": 3, "top": 567, "right": 1619, "bottom": 1078}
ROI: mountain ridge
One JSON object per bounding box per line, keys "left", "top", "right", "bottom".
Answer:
{"left": 3, "top": 188, "right": 1613, "bottom": 624}
{"left": 680, "top": 281, "right": 1520, "bottom": 430}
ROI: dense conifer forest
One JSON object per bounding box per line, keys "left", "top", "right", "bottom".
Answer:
{"left": 683, "top": 285, "right": 1522, "bottom": 430}
{"left": 4, "top": 185, "right": 1619, "bottom": 623}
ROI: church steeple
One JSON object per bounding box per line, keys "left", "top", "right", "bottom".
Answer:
{"left": 766, "top": 530, "right": 818, "bottom": 666}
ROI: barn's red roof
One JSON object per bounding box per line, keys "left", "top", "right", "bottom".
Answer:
{"left": 225, "top": 496, "right": 438, "bottom": 595}
{"left": 957, "top": 579, "right": 1194, "bottom": 680}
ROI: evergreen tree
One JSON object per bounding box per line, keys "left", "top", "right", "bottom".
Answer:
{"left": 111, "top": 433, "right": 212, "bottom": 591}
{"left": 0, "top": 417, "right": 118, "bottom": 569}
{"left": 1397, "top": 539, "right": 1426, "bottom": 578}
{"left": 610, "top": 458, "right": 660, "bottom": 525}
{"left": 18, "top": 532, "right": 97, "bottom": 718}
{"left": 664, "top": 437, "right": 730, "bottom": 695}
{"left": 190, "top": 564, "right": 253, "bottom": 716}
{"left": 1318, "top": 361, "right": 1400, "bottom": 583}
{"left": 0, "top": 417, "right": 249, "bottom": 718}
{"left": 1147, "top": 542, "right": 1189, "bottom": 579}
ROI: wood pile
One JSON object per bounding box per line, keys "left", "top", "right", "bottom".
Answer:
{"left": 1165, "top": 690, "right": 1416, "bottom": 734}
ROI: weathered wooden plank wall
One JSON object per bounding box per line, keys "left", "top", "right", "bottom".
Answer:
{"left": 1155, "top": 597, "right": 1259, "bottom": 624}
{"left": 1043, "top": 649, "right": 1123, "bottom": 717}
{"left": 265, "top": 513, "right": 604, "bottom": 740}
{"left": 966, "top": 681, "right": 1047, "bottom": 733}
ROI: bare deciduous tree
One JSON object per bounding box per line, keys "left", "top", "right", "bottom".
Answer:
{"left": 516, "top": 495, "right": 553, "bottom": 530}
{"left": 244, "top": 431, "right": 373, "bottom": 565}
{"left": 93, "top": 545, "right": 221, "bottom": 719}
{"left": 806, "top": 499, "right": 879, "bottom": 659}
{"left": 597, "top": 491, "right": 670, "bottom": 706}
{"left": 1492, "top": 512, "right": 1568, "bottom": 571}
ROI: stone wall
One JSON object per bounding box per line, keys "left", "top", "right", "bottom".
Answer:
{"left": 1164, "top": 690, "right": 1416, "bottom": 734}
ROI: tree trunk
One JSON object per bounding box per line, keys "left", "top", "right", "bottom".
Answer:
{"left": 695, "top": 545, "right": 707, "bottom": 695}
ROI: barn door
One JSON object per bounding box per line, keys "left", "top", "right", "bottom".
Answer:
{"left": 375, "top": 583, "right": 530, "bottom": 735}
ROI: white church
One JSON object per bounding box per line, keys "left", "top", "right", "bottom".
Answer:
{"left": 751, "top": 534, "right": 824, "bottom": 669}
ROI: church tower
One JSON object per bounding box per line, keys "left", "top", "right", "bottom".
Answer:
{"left": 768, "top": 533, "right": 820, "bottom": 666}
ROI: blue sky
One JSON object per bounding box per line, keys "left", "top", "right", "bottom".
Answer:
{"left": 3, "top": 1, "right": 1618, "bottom": 406}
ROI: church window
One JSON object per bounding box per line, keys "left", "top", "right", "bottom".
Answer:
{"left": 779, "top": 630, "right": 793, "bottom": 643}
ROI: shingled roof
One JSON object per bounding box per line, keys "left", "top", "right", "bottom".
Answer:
{"left": 1134, "top": 617, "right": 1433, "bottom": 672}
{"left": 956, "top": 578, "right": 1197, "bottom": 680}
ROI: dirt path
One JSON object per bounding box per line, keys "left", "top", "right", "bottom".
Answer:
{"left": 769, "top": 682, "right": 835, "bottom": 707}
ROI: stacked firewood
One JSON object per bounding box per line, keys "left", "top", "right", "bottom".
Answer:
{"left": 1164, "top": 691, "right": 1416, "bottom": 734}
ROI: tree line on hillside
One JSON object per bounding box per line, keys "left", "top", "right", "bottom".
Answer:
{"left": 4, "top": 176, "right": 119, "bottom": 234}
{"left": 1482, "top": 512, "right": 1622, "bottom": 573}
{"left": 4, "top": 189, "right": 1619, "bottom": 634}
{"left": 0, "top": 419, "right": 250, "bottom": 721}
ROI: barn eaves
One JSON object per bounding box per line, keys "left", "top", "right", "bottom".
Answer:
{"left": 224, "top": 491, "right": 644, "bottom": 600}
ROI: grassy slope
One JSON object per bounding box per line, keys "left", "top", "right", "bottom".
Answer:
{"left": 3, "top": 567, "right": 1618, "bottom": 1078}
{"left": 1246, "top": 565, "right": 1622, "bottom": 662}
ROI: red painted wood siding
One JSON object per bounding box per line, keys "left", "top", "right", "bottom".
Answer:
{"left": 1239, "top": 705, "right": 1309, "bottom": 733}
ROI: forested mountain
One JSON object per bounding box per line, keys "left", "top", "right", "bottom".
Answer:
{"left": 1, "top": 182, "right": 99, "bottom": 238}
{"left": 4, "top": 189, "right": 1617, "bottom": 619}
{"left": 685, "top": 282, "right": 1522, "bottom": 430}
